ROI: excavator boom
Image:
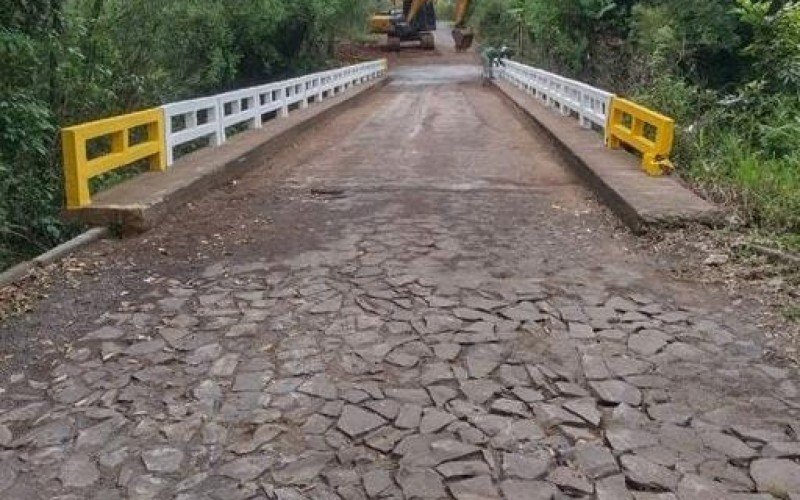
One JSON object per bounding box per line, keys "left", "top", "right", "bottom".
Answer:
{"left": 452, "top": 0, "right": 474, "bottom": 51}
{"left": 454, "top": 0, "right": 470, "bottom": 27}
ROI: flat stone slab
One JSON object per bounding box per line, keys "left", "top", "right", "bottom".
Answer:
{"left": 493, "top": 79, "right": 723, "bottom": 233}
{"left": 6, "top": 56, "right": 800, "bottom": 500}
{"left": 66, "top": 77, "right": 387, "bottom": 231}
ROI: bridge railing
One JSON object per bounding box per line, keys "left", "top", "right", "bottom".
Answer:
{"left": 217, "top": 87, "right": 263, "bottom": 140}
{"left": 501, "top": 60, "right": 613, "bottom": 131}
{"left": 62, "top": 59, "right": 387, "bottom": 208}
{"left": 162, "top": 97, "right": 222, "bottom": 166}
{"left": 498, "top": 59, "right": 675, "bottom": 176}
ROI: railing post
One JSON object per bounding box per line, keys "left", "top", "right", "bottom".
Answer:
{"left": 579, "top": 91, "right": 590, "bottom": 129}
{"left": 216, "top": 98, "right": 227, "bottom": 142}
{"left": 211, "top": 106, "right": 223, "bottom": 147}
{"left": 280, "top": 87, "right": 289, "bottom": 117}
{"left": 149, "top": 113, "right": 167, "bottom": 172}
{"left": 606, "top": 103, "right": 622, "bottom": 149}
{"left": 315, "top": 77, "right": 323, "bottom": 103}
{"left": 62, "top": 129, "right": 91, "bottom": 209}
{"left": 252, "top": 94, "right": 263, "bottom": 129}
{"left": 299, "top": 80, "right": 309, "bottom": 109}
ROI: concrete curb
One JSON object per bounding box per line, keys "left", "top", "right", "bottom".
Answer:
{"left": 33, "top": 227, "right": 109, "bottom": 266}
{"left": 491, "top": 79, "right": 724, "bottom": 233}
{"left": 0, "top": 227, "right": 108, "bottom": 287}
{"left": 0, "top": 262, "right": 34, "bottom": 288}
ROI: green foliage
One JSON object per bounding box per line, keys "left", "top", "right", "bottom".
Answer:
{"left": 0, "top": 24, "right": 68, "bottom": 267}
{"left": 438, "top": 0, "right": 457, "bottom": 20}
{"left": 736, "top": 0, "right": 800, "bottom": 93}
{"left": 632, "top": 0, "right": 740, "bottom": 84}
{"left": 471, "top": 0, "right": 800, "bottom": 239}
{"left": 470, "top": 0, "right": 631, "bottom": 76}
{"left": 0, "top": 0, "right": 372, "bottom": 271}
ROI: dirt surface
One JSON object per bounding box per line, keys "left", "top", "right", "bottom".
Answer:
{"left": 0, "top": 26, "right": 799, "bottom": 499}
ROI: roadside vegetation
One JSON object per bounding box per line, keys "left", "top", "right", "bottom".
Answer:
{"left": 467, "top": 0, "right": 800, "bottom": 250}
{"left": 0, "top": 0, "right": 374, "bottom": 271}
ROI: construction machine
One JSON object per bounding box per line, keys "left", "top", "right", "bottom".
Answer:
{"left": 369, "top": 0, "right": 437, "bottom": 51}
{"left": 368, "top": 0, "right": 475, "bottom": 52}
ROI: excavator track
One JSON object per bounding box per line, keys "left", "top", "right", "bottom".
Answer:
{"left": 420, "top": 32, "right": 435, "bottom": 50}
{"left": 452, "top": 27, "right": 474, "bottom": 51}
{"left": 387, "top": 36, "right": 401, "bottom": 52}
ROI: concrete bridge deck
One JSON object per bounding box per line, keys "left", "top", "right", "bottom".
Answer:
{"left": 0, "top": 29, "right": 798, "bottom": 499}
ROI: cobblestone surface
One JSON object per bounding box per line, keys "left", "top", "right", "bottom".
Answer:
{"left": 0, "top": 56, "right": 799, "bottom": 498}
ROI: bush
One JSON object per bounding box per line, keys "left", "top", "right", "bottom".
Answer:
{"left": 0, "top": 0, "right": 373, "bottom": 271}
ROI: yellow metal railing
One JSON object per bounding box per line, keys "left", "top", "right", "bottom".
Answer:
{"left": 61, "top": 109, "right": 166, "bottom": 208}
{"left": 605, "top": 97, "right": 675, "bottom": 176}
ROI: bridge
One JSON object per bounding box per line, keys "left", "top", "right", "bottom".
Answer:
{"left": 0, "top": 28, "right": 798, "bottom": 499}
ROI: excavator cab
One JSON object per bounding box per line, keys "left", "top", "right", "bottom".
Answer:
{"left": 369, "top": 0, "right": 474, "bottom": 52}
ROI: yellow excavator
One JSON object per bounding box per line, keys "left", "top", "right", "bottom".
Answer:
{"left": 369, "top": 0, "right": 474, "bottom": 51}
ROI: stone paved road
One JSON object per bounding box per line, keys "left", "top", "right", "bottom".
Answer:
{"left": 1, "top": 55, "right": 799, "bottom": 499}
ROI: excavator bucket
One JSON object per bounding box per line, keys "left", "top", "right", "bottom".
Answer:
{"left": 452, "top": 27, "right": 474, "bottom": 51}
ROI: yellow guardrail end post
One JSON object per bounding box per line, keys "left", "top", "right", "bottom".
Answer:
{"left": 656, "top": 119, "right": 675, "bottom": 161}
{"left": 62, "top": 128, "right": 91, "bottom": 209}
{"left": 150, "top": 108, "right": 167, "bottom": 173}
{"left": 60, "top": 107, "right": 167, "bottom": 209}
{"left": 605, "top": 96, "right": 676, "bottom": 177}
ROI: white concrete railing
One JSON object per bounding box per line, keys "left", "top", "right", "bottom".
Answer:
{"left": 162, "top": 96, "right": 222, "bottom": 166}
{"left": 162, "top": 59, "right": 386, "bottom": 166}
{"left": 499, "top": 60, "right": 613, "bottom": 131}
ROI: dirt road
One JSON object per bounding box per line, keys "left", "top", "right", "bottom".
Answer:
{"left": 0, "top": 28, "right": 798, "bottom": 499}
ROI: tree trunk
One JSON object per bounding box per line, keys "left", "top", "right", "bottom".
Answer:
{"left": 48, "top": 0, "right": 64, "bottom": 117}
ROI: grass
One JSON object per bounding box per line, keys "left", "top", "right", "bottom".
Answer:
{"left": 686, "top": 131, "right": 800, "bottom": 247}
{"left": 635, "top": 77, "right": 800, "bottom": 249}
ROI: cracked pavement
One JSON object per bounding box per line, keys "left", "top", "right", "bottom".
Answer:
{"left": 0, "top": 44, "right": 799, "bottom": 500}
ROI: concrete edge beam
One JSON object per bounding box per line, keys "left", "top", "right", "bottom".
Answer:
{"left": 491, "top": 79, "right": 724, "bottom": 234}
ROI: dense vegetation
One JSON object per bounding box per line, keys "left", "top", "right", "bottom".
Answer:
{"left": 469, "top": 0, "right": 800, "bottom": 247}
{"left": 0, "top": 0, "right": 373, "bottom": 271}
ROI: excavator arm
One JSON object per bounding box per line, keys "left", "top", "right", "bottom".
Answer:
{"left": 452, "top": 0, "right": 474, "bottom": 50}
{"left": 454, "top": 0, "right": 470, "bottom": 28}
